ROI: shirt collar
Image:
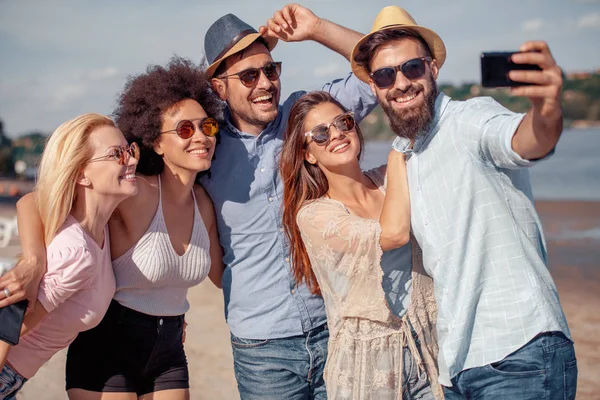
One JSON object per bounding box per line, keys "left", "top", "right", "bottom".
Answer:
{"left": 392, "top": 92, "right": 451, "bottom": 155}
{"left": 223, "top": 105, "right": 283, "bottom": 138}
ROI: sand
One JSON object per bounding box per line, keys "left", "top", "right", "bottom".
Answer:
{"left": 0, "top": 199, "right": 597, "bottom": 399}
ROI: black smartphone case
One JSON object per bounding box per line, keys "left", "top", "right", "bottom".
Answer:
{"left": 480, "top": 51, "right": 542, "bottom": 88}
{"left": 0, "top": 300, "right": 28, "bottom": 346}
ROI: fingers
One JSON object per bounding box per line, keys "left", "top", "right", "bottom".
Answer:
{"left": 0, "top": 279, "right": 26, "bottom": 308}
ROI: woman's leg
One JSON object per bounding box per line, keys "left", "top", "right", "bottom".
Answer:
{"left": 139, "top": 388, "right": 190, "bottom": 400}
{"left": 67, "top": 389, "right": 138, "bottom": 400}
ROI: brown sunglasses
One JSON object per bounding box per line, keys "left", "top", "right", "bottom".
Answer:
{"left": 161, "top": 117, "right": 219, "bottom": 139}
{"left": 89, "top": 142, "right": 140, "bottom": 166}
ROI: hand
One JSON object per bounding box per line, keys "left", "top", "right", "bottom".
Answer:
{"left": 258, "top": 3, "right": 320, "bottom": 42}
{"left": 509, "top": 41, "right": 563, "bottom": 119}
{"left": 0, "top": 257, "right": 45, "bottom": 311}
{"left": 182, "top": 321, "right": 188, "bottom": 344}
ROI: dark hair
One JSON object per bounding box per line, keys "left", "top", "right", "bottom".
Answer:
{"left": 114, "top": 56, "right": 222, "bottom": 175}
{"left": 354, "top": 28, "right": 433, "bottom": 73}
{"left": 280, "top": 91, "right": 365, "bottom": 295}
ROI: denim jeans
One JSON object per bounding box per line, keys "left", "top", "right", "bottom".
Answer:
{"left": 0, "top": 363, "right": 27, "bottom": 400}
{"left": 443, "top": 331, "right": 577, "bottom": 400}
{"left": 403, "top": 340, "right": 436, "bottom": 400}
{"left": 231, "top": 323, "right": 328, "bottom": 400}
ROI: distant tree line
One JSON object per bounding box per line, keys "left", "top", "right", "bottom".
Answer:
{"left": 360, "top": 71, "right": 600, "bottom": 141}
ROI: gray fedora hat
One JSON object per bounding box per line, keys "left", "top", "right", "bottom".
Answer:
{"left": 205, "top": 14, "right": 278, "bottom": 78}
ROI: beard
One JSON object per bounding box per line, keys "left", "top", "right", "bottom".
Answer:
{"left": 380, "top": 74, "right": 438, "bottom": 141}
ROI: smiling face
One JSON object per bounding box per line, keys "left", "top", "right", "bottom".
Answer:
{"left": 154, "top": 98, "right": 217, "bottom": 175}
{"left": 83, "top": 125, "right": 138, "bottom": 198}
{"left": 369, "top": 38, "right": 439, "bottom": 140}
{"left": 211, "top": 41, "right": 281, "bottom": 135}
{"left": 303, "top": 102, "right": 361, "bottom": 171}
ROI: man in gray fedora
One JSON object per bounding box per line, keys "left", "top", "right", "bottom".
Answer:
{"left": 199, "top": 4, "right": 378, "bottom": 399}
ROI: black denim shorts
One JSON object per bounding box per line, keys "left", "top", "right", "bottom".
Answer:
{"left": 66, "top": 300, "right": 189, "bottom": 396}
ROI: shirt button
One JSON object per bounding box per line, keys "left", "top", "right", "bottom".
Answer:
{"left": 159, "top": 319, "right": 163, "bottom": 326}
{"left": 291, "top": 289, "right": 296, "bottom": 295}
{"left": 268, "top": 197, "right": 273, "bottom": 202}
{"left": 260, "top": 168, "right": 265, "bottom": 172}
{"left": 416, "top": 185, "right": 421, "bottom": 191}
{"left": 424, "top": 220, "right": 429, "bottom": 225}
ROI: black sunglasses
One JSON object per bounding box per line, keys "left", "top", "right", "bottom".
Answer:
{"left": 217, "top": 62, "right": 282, "bottom": 87}
{"left": 370, "top": 57, "right": 432, "bottom": 89}
{"left": 160, "top": 117, "right": 219, "bottom": 139}
{"left": 304, "top": 112, "right": 355, "bottom": 145}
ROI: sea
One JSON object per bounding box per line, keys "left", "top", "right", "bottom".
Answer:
{"left": 361, "top": 128, "right": 600, "bottom": 201}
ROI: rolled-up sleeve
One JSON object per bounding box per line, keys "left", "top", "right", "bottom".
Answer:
{"left": 475, "top": 97, "right": 553, "bottom": 169}
{"left": 38, "top": 246, "right": 95, "bottom": 313}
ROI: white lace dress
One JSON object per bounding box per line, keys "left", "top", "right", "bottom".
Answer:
{"left": 296, "top": 169, "right": 443, "bottom": 400}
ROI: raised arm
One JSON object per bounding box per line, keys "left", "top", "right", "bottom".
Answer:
{"left": 509, "top": 41, "right": 564, "bottom": 160}
{"left": 0, "top": 193, "right": 47, "bottom": 309}
{"left": 378, "top": 150, "right": 410, "bottom": 252}
{"left": 259, "top": 3, "right": 362, "bottom": 61}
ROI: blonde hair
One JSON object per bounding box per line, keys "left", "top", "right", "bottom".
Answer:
{"left": 35, "top": 113, "right": 115, "bottom": 244}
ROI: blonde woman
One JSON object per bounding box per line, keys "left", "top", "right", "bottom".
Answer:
{"left": 0, "top": 114, "right": 139, "bottom": 399}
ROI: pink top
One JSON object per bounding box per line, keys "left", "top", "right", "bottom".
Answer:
{"left": 8, "top": 215, "right": 115, "bottom": 379}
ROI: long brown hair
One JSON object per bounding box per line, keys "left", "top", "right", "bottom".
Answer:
{"left": 280, "top": 91, "right": 365, "bottom": 295}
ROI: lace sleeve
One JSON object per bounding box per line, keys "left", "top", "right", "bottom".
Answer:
{"left": 297, "top": 199, "right": 391, "bottom": 323}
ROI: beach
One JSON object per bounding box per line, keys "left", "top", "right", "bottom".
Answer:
{"left": 0, "top": 198, "right": 597, "bottom": 399}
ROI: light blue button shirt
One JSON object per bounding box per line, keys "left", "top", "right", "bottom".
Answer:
{"left": 201, "top": 73, "right": 377, "bottom": 340}
{"left": 393, "top": 93, "right": 571, "bottom": 386}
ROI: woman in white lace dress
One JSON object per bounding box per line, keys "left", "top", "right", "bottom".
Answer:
{"left": 280, "top": 91, "right": 443, "bottom": 399}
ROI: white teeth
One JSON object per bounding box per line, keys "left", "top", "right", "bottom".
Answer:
{"left": 122, "top": 173, "right": 136, "bottom": 179}
{"left": 331, "top": 142, "right": 349, "bottom": 153}
{"left": 189, "top": 149, "right": 208, "bottom": 155}
{"left": 394, "top": 93, "right": 417, "bottom": 103}
{"left": 252, "top": 94, "right": 272, "bottom": 103}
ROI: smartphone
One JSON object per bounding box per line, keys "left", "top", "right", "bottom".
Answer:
{"left": 480, "top": 51, "right": 542, "bottom": 88}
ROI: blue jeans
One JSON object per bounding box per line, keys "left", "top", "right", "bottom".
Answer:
{"left": 443, "top": 331, "right": 577, "bottom": 400}
{"left": 231, "top": 323, "right": 328, "bottom": 400}
{"left": 0, "top": 363, "right": 27, "bottom": 400}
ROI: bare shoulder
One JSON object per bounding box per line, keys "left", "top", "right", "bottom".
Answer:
{"left": 193, "top": 184, "right": 216, "bottom": 227}
{"left": 113, "top": 174, "right": 159, "bottom": 220}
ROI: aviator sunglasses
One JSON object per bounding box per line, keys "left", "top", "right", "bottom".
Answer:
{"left": 160, "top": 117, "right": 219, "bottom": 139}
{"left": 370, "top": 57, "right": 432, "bottom": 89}
{"left": 89, "top": 142, "right": 140, "bottom": 166}
{"left": 304, "top": 112, "right": 355, "bottom": 145}
{"left": 217, "top": 62, "right": 282, "bottom": 87}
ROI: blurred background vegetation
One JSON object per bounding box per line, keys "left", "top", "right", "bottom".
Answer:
{"left": 0, "top": 71, "right": 598, "bottom": 177}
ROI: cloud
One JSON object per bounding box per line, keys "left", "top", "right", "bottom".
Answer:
{"left": 313, "top": 63, "right": 342, "bottom": 78}
{"left": 522, "top": 18, "right": 544, "bottom": 32}
{"left": 51, "top": 84, "right": 87, "bottom": 109}
{"left": 577, "top": 12, "right": 600, "bottom": 28}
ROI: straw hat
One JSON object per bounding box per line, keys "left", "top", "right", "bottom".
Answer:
{"left": 205, "top": 14, "right": 278, "bottom": 78}
{"left": 351, "top": 6, "right": 446, "bottom": 83}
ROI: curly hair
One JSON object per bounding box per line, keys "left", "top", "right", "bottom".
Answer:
{"left": 113, "top": 56, "right": 223, "bottom": 175}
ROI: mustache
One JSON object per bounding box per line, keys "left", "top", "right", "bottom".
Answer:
{"left": 385, "top": 83, "right": 424, "bottom": 102}
{"left": 250, "top": 88, "right": 276, "bottom": 98}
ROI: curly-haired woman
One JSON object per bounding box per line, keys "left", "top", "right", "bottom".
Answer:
{"left": 9, "top": 57, "right": 224, "bottom": 400}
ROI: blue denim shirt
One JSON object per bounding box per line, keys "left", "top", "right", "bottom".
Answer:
{"left": 200, "top": 73, "right": 377, "bottom": 339}
{"left": 392, "top": 93, "right": 570, "bottom": 386}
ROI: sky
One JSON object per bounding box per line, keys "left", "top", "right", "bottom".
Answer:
{"left": 1, "top": 0, "right": 599, "bottom": 138}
